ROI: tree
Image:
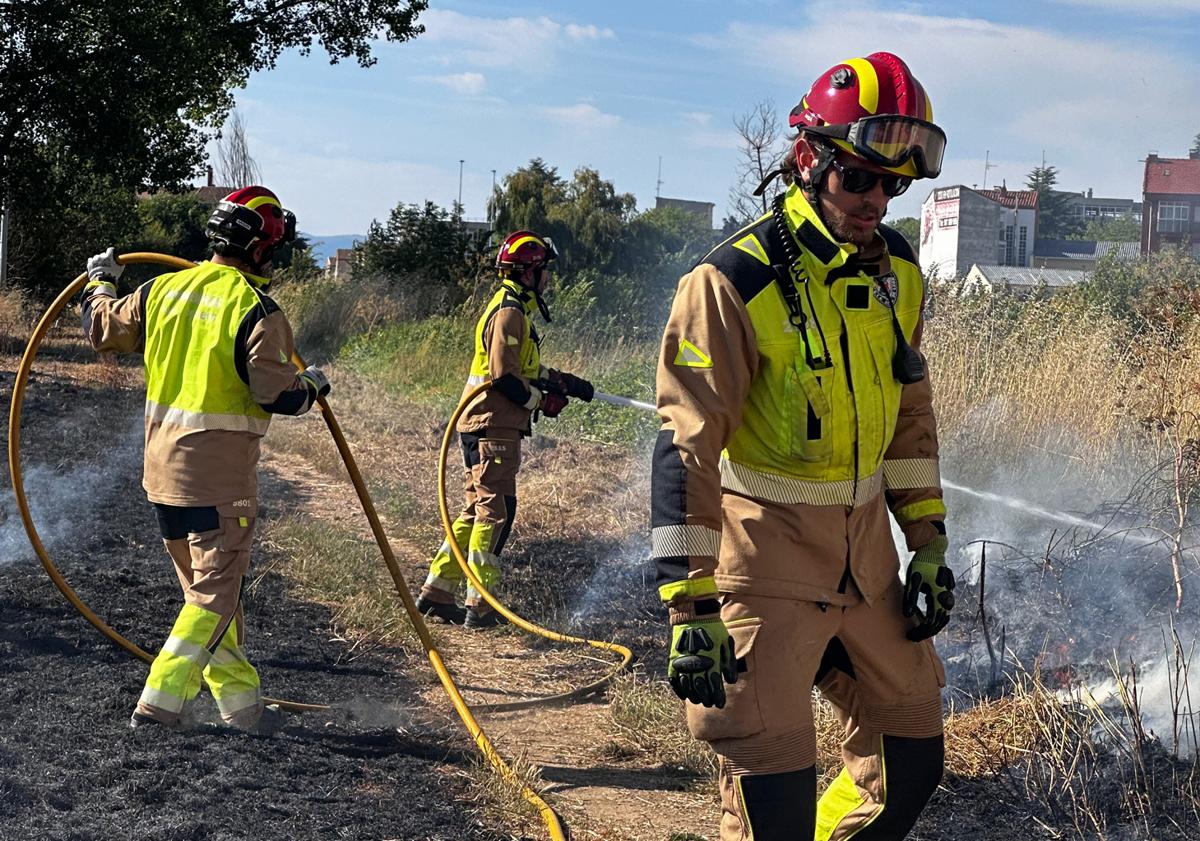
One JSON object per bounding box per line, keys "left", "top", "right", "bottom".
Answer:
{"left": 1025, "top": 165, "right": 1083, "bottom": 239}
{"left": 728, "top": 100, "right": 786, "bottom": 226}
{"left": 1, "top": 0, "right": 427, "bottom": 296}
{"left": 353, "top": 201, "right": 490, "bottom": 314}
{"left": 135, "top": 193, "right": 212, "bottom": 262}
{"left": 888, "top": 217, "right": 921, "bottom": 257}
{"left": 215, "top": 110, "right": 261, "bottom": 189}
{"left": 489, "top": 160, "right": 637, "bottom": 273}
{"left": 1069, "top": 215, "right": 1141, "bottom": 243}
{"left": 1191, "top": 131, "right": 1200, "bottom": 158}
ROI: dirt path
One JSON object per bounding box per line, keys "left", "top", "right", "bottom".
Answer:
{"left": 256, "top": 381, "right": 722, "bottom": 841}
{"left": 0, "top": 332, "right": 508, "bottom": 841}
{"left": 2, "top": 324, "right": 719, "bottom": 841}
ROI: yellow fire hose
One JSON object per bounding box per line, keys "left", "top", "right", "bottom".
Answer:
{"left": 6, "top": 253, "right": 569, "bottom": 839}
{"left": 437, "top": 384, "right": 634, "bottom": 712}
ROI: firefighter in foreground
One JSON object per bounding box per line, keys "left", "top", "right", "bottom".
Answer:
{"left": 652, "top": 53, "right": 955, "bottom": 839}
{"left": 416, "top": 232, "right": 594, "bottom": 629}
{"left": 83, "top": 186, "right": 330, "bottom": 734}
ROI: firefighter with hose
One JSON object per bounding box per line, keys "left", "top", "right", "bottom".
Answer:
{"left": 416, "top": 231, "right": 594, "bottom": 629}
{"left": 82, "top": 186, "right": 330, "bottom": 734}
{"left": 651, "top": 54, "right": 955, "bottom": 839}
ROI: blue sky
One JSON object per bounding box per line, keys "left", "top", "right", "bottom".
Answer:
{"left": 226, "top": 0, "right": 1200, "bottom": 237}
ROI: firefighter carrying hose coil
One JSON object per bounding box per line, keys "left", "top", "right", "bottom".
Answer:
{"left": 416, "top": 231, "right": 594, "bottom": 630}
{"left": 82, "top": 186, "right": 330, "bottom": 735}
{"left": 651, "top": 54, "right": 956, "bottom": 840}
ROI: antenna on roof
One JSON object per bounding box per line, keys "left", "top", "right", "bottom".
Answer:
{"left": 656, "top": 156, "right": 664, "bottom": 198}
{"left": 983, "top": 150, "right": 998, "bottom": 189}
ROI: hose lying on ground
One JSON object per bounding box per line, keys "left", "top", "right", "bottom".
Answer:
{"left": 7, "top": 253, "right": 568, "bottom": 839}
{"left": 436, "top": 383, "right": 635, "bottom": 713}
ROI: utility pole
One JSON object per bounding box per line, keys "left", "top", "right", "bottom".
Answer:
{"left": 0, "top": 206, "right": 10, "bottom": 288}
{"left": 458, "top": 159, "right": 465, "bottom": 210}
{"left": 488, "top": 169, "right": 497, "bottom": 224}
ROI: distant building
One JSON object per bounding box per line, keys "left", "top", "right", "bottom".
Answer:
{"left": 326, "top": 248, "right": 355, "bottom": 282}
{"left": 920, "top": 185, "right": 1038, "bottom": 280}
{"left": 1063, "top": 189, "right": 1142, "bottom": 222}
{"left": 655, "top": 196, "right": 716, "bottom": 229}
{"left": 1031, "top": 239, "right": 1139, "bottom": 270}
{"left": 963, "top": 263, "right": 1091, "bottom": 296}
{"left": 1141, "top": 152, "right": 1200, "bottom": 256}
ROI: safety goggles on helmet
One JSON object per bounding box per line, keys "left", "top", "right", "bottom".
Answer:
{"left": 800, "top": 115, "right": 946, "bottom": 179}
{"left": 828, "top": 158, "right": 911, "bottom": 198}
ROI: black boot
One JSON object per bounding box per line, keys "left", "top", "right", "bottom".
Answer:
{"left": 464, "top": 606, "right": 506, "bottom": 630}
{"left": 416, "top": 595, "right": 466, "bottom": 624}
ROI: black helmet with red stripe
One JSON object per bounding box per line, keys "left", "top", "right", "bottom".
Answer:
{"left": 206, "top": 185, "right": 297, "bottom": 272}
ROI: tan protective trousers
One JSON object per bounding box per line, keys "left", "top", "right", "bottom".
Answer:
{"left": 422, "top": 429, "right": 521, "bottom": 612}
{"left": 687, "top": 496, "right": 946, "bottom": 840}
{"left": 137, "top": 501, "right": 263, "bottom": 728}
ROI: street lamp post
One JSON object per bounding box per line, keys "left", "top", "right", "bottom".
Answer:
{"left": 458, "top": 159, "right": 464, "bottom": 210}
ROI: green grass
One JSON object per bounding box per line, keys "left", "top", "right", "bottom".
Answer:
{"left": 260, "top": 515, "right": 431, "bottom": 653}
{"left": 339, "top": 314, "right": 660, "bottom": 448}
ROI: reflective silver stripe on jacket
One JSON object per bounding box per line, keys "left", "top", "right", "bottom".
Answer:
{"left": 882, "top": 458, "right": 941, "bottom": 490}
{"left": 146, "top": 400, "right": 271, "bottom": 435}
{"left": 651, "top": 524, "right": 721, "bottom": 559}
{"left": 720, "top": 458, "right": 883, "bottom": 508}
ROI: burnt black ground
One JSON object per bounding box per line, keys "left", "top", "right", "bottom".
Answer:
{"left": 1, "top": 361, "right": 514, "bottom": 841}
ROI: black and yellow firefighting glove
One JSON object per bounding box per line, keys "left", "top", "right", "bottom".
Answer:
{"left": 902, "top": 534, "right": 955, "bottom": 641}
{"left": 668, "top": 600, "right": 737, "bottom": 708}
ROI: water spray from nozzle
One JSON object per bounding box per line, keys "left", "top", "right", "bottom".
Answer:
{"left": 943, "top": 478, "right": 1162, "bottom": 548}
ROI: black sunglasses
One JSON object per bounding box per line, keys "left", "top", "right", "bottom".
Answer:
{"left": 829, "top": 158, "right": 911, "bottom": 197}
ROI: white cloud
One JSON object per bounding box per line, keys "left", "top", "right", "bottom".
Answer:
{"left": 564, "top": 23, "right": 616, "bottom": 41}
{"left": 1051, "top": 0, "right": 1200, "bottom": 11}
{"left": 417, "top": 10, "right": 614, "bottom": 68}
{"left": 710, "top": 5, "right": 1200, "bottom": 208}
{"left": 682, "top": 111, "right": 713, "bottom": 126}
{"left": 418, "top": 72, "right": 486, "bottom": 95}
{"left": 540, "top": 103, "right": 621, "bottom": 130}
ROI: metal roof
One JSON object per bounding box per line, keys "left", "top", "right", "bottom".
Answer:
{"left": 969, "top": 264, "right": 1092, "bottom": 287}
{"left": 1032, "top": 239, "right": 1140, "bottom": 262}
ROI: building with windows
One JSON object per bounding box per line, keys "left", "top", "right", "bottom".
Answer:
{"left": 919, "top": 185, "right": 1038, "bottom": 280}
{"left": 1063, "top": 190, "right": 1142, "bottom": 222}
{"left": 1141, "top": 153, "right": 1200, "bottom": 256}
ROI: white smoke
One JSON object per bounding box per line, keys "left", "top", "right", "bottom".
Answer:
{"left": 1, "top": 424, "right": 142, "bottom": 566}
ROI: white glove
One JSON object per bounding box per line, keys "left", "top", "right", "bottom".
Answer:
{"left": 299, "top": 366, "right": 331, "bottom": 399}
{"left": 86, "top": 247, "right": 124, "bottom": 284}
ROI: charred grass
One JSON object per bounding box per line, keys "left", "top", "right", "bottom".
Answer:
{"left": 269, "top": 280, "right": 1200, "bottom": 838}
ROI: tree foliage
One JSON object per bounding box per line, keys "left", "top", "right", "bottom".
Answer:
{"left": 489, "top": 159, "right": 638, "bottom": 274}
{"left": 1025, "top": 165, "right": 1083, "bottom": 239}
{"left": 0, "top": 0, "right": 426, "bottom": 296}
{"left": 486, "top": 160, "right": 717, "bottom": 333}
{"left": 888, "top": 217, "right": 920, "bottom": 257}
{"left": 1068, "top": 215, "right": 1142, "bottom": 243}
{"left": 353, "top": 201, "right": 491, "bottom": 315}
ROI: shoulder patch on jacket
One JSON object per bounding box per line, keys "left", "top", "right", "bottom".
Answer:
{"left": 878, "top": 224, "right": 918, "bottom": 269}
{"left": 698, "top": 215, "right": 779, "bottom": 305}
{"left": 673, "top": 339, "right": 713, "bottom": 369}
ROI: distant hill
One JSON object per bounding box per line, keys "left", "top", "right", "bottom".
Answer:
{"left": 301, "top": 233, "right": 364, "bottom": 266}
